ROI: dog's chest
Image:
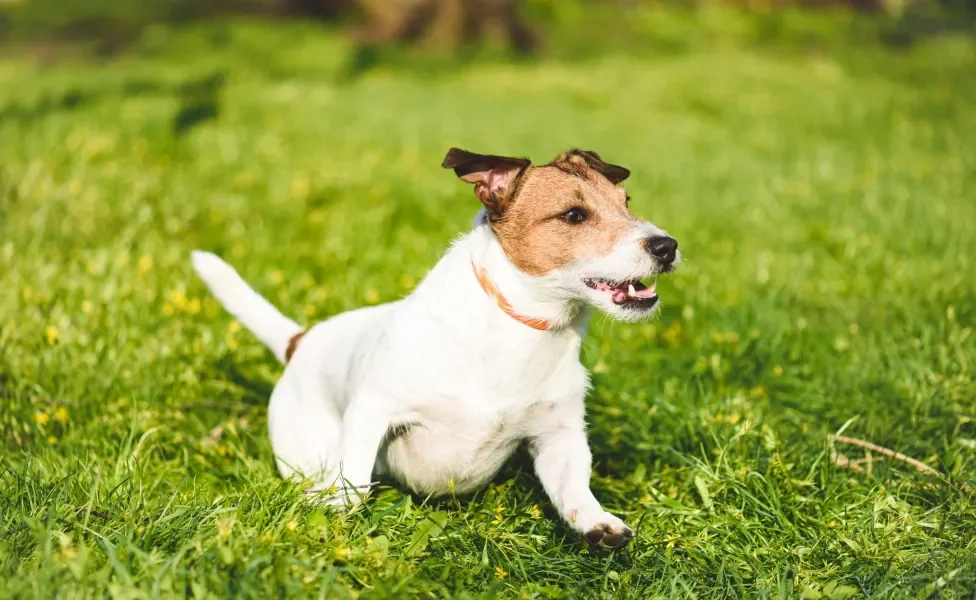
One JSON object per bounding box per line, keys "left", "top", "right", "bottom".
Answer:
{"left": 380, "top": 397, "right": 556, "bottom": 496}
{"left": 374, "top": 311, "right": 590, "bottom": 496}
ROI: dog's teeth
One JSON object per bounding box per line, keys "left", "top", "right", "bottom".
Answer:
{"left": 628, "top": 284, "right": 636, "bottom": 297}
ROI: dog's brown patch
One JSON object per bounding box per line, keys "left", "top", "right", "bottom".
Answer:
{"left": 493, "top": 153, "right": 636, "bottom": 276}
{"left": 551, "top": 149, "right": 630, "bottom": 185}
{"left": 549, "top": 158, "right": 590, "bottom": 180}
{"left": 444, "top": 147, "right": 638, "bottom": 276}
{"left": 285, "top": 328, "right": 309, "bottom": 363}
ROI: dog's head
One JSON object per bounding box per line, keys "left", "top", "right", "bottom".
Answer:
{"left": 443, "top": 147, "right": 679, "bottom": 322}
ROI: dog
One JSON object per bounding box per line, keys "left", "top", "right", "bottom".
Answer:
{"left": 191, "top": 148, "right": 679, "bottom": 549}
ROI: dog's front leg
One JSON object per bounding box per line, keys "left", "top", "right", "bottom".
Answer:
{"left": 329, "top": 388, "right": 397, "bottom": 507}
{"left": 529, "top": 403, "right": 633, "bottom": 549}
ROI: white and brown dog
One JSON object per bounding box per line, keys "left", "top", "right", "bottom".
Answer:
{"left": 192, "top": 148, "right": 679, "bottom": 549}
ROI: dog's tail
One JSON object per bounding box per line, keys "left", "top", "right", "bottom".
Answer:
{"left": 191, "top": 250, "right": 302, "bottom": 363}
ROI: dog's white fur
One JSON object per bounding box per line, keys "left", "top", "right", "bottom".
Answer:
{"left": 192, "top": 207, "right": 676, "bottom": 546}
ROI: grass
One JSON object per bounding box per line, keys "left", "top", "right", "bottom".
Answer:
{"left": 1, "top": 8, "right": 976, "bottom": 599}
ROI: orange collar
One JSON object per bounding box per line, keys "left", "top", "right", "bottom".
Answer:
{"left": 471, "top": 260, "right": 553, "bottom": 331}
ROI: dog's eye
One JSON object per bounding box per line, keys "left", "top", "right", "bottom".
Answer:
{"left": 559, "top": 208, "right": 587, "bottom": 224}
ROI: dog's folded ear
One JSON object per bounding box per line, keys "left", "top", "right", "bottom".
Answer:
{"left": 442, "top": 148, "right": 531, "bottom": 218}
{"left": 554, "top": 149, "right": 630, "bottom": 185}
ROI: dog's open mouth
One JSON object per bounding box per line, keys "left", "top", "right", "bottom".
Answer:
{"left": 584, "top": 277, "right": 658, "bottom": 307}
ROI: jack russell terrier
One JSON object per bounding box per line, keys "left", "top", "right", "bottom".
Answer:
{"left": 192, "top": 148, "right": 679, "bottom": 549}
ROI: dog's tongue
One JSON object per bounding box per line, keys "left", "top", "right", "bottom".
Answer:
{"left": 612, "top": 280, "right": 657, "bottom": 303}
{"left": 632, "top": 280, "right": 657, "bottom": 298}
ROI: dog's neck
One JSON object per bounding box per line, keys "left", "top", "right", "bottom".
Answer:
{"left": 466, "top": 211, "right": 584, "bottom": 332}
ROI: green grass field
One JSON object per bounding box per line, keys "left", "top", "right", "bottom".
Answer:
{"left": 2, "top": 9, "right": 975, "bottom": 599}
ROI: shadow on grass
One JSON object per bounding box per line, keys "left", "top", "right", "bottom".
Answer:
{"left": 172, "top": 71, "right": 224, "bottom": 135}
{"left": 0, "top": 70, "right": 226, "bottom": 137}
{"left": 192, "top": 354, "right": 275, "bottom": 411}
{"left": 390, "top": 446, "right": 642, "bottom": 558}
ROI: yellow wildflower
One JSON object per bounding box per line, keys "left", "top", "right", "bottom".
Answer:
{"left": 45, "top": 326, "right": 58, "bottom": 345}
{"left": 54, "top": 407, "right": 69, "bottom": 423}
{"left": 217, "top": 518, "right": 234, "bottom": 540}
{"left": 169, "top": 289, "right": 188, "bottom": 310}
{"left": 291, "top": 175, "right": 310, "bottom": 199}
{"left": 493, "top": 505, "right": 505, "bottom": 525}
{"left": 35, "top": 412, "right": 50, "bottom": 425}
{"left": 661, "top": 321, "right": 683, "bottom": 345}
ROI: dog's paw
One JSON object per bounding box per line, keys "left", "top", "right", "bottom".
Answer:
{"left": 584, "top": 522, "right": 634, "bottom": 549}
{"left": 574, "top": 512, "right": 633, "bottom": 550}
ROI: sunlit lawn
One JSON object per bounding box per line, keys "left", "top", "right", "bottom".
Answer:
{"left": 1, "top": 13, "right": 975, "bottom": 599}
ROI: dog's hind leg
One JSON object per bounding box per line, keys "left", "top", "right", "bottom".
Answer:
{"left": 267, "top": 369, "right": 345, "bottom": 497}
{"left": 326, "top": 386, "right": 404, "bottom": 507}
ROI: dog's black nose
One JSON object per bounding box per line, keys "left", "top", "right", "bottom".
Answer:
{"left": 645, "top": 236, "right": 678, "bottom": 264}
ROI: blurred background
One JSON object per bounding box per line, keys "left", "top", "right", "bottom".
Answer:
{"left": 2, "top": 0, "right": 975, "bottom": 66}
{"left": 2, "top": 1, "right": 976, "bottom": 596}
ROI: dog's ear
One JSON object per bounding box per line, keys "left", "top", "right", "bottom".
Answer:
{"left": 554, "top": 149, "right": 630, "bottom": 185}
{"left": 442, "top": 148, "right": 531, "bottom": 217}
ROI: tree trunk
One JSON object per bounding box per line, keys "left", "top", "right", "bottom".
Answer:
{"left": 354, "top": 0, "right": 537, "bottom": 54}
